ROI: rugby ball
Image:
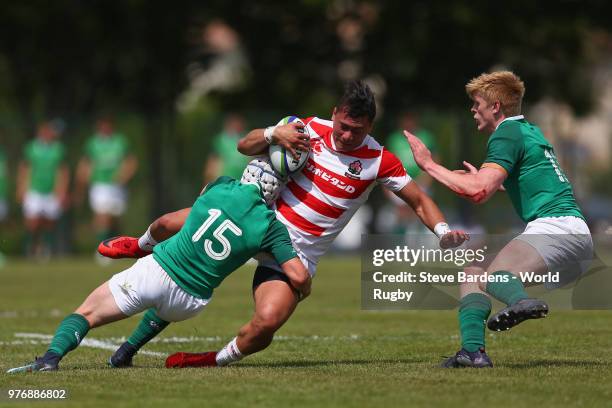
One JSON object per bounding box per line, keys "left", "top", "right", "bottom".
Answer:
{"left": 269, "top": 116, "right": 310, "bottom": 177}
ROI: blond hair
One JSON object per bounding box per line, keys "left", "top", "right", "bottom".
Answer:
{"left": 465, "top": 71, "right": 525, "bottom": 116}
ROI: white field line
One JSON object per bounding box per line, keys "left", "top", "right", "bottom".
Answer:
{"left": 0, "top": 309, "right": 65, "bottom": 318}
{"left": 11, "top": 333, "right": 166, "bottom": 357}
{"left": 3, "top": 333, "right": 364, "bottom": 356}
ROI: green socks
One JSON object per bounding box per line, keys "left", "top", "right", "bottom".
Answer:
{"left": 127, "top": 309, "right": 169, "bottom": 350}
{"left": 485, "top": 271, "right": 529, "bottom": 306}
{"left": 459, "top": 293, "right": 492, "bottom": 352}
{"left": 457, "top": 271, "right": 529, "bottom": 352}
{"left": 47, "top": 313, "right": 90, "bottom": 357}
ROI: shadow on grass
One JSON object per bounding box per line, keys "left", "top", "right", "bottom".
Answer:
{"left": 38, "top": 358, "right": 421, "bottom": 371}
{"left": 502, "top": 359, "right": 610, "bottom": 369}
{"left": 237, "top": 358, "right": 420, "bottom": 368}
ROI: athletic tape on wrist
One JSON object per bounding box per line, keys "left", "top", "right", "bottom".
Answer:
{"left": 264, "top": 126, "right": 276, "bottom": 145}
{"left": 433, "top": 222, "right": 451, "bottom": 239}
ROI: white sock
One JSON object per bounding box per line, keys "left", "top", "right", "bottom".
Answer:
{"left": 215, "top": 337, "right": 244, "bottom": 366}
{"left": 137, "top": 226, "right": 158, "bottom": 251}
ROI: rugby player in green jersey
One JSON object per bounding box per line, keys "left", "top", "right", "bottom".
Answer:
{"left": 75, "top": 117, "right": 138, "bottom": 249}
{"left": 16, "top": 122, "right": 69, "bottom": 258}
{"left": 406, "top": 71, "right": 593, "bottom": 368}
{"left": 203, "top": 113, "right": 250, "bottom": 183}
{"left": 7, "top": 158, "right": 311, "bottom": 373}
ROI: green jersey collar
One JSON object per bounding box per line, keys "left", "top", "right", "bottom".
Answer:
{"left": 495, "top": 115, "right": 525, "bottom": 131}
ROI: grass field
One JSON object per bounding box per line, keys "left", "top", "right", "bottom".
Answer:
{"left": 1, "top": 257, "right": 611, "bottom": 407}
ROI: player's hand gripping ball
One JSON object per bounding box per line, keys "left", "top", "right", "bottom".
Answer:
{"left": 269, "top": 116, "right": 310, "bottom": 177}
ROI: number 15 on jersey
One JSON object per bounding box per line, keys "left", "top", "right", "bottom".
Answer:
{"left": 192, "top": 209, "right": 243, "bottom": 261}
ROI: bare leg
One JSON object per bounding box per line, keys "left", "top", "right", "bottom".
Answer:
{"left": 165, "top": 279, "right": 300, "bottom": 368}
{"left": 485, "top": 239, "right": 548, "bottom": 288}
{"left": 75, "top": 281, "right": 128, "bottom": 328}
{"left": 16, "top": 281, "right": 129, "bottom": 370}
{"left": 236, "top": 280, "right": 298, "bottom": 355}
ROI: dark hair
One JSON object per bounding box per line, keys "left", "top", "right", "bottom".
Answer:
{"left": 337, "top": 80, "right": 376, "bottom": 122}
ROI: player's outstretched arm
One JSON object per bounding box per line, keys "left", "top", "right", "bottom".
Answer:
{"left": 404, "top": 130, "right": 506, "bottom": 204}
{"left": 394, "top": 182, "right": 469, "bottom": 249}
{"left": 280, "top": 258, "right": 312, "bottom": 301}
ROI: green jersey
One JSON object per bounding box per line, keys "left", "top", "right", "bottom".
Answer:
{"left": 387, "top": 129, "right": 436, "bottom": 177}
{"left": 483, "top": 116, "right": 584, "bottom": 223}
{"left": 85, "top": 134, "right": 130, "bottom": 183}
{"left": 24, "top": 139, "right": 65, "bottom": 194}
{"left": 153, "top": 176, "right": 297, "bottom": 299}
{"left": 0, "top": 147, "right": 7, "bottom": 199}
{"left": 212, "top": 132, "right": 249, "bottom": 179}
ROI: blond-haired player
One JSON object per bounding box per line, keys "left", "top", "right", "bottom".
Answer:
{"left": 406, "top": 71, "right": 593, "bottom": 368}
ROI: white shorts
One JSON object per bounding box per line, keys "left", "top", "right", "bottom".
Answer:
{"left": 255, "top": 249, "right": 317, "bottom": 278}
{"left": 23, "top": 191, "right": 61, "bottom": 220}
{"left": 108, "top": 255, "right": 209, "bottom": 322}
{"left": 90, "top": 183, "right": 127, "bottom": 216}
{"left": 514, "top": 216, "right": 593, "bottom": 288}
{"left": 0, "top": 199, "right": 7, "bottom": 221}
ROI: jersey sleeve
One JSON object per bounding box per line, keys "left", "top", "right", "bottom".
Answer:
{"left": 259, "top": 218, "right": 298, "bottom": 266}
{"left": 376, "top": 148, "right": 412, "bottom": 191}
{"left": 483, "top": 125, "right": 525, "bottom": 174}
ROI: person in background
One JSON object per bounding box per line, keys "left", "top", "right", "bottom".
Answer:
{"left": 75, "top": 117, "right": 137, "bottom": 262}
{"left": 382, "top": 111, "right": 438, "bottom": 234}
{"left": 17, "top": 121, "right": 69, "bottom": 259}
{"left": 203, "top": 113, "right": 249, "bottom": 184}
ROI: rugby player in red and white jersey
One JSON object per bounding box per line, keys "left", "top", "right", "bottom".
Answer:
{"left": 99, "top": 81, "right": 468, "bottom": 368}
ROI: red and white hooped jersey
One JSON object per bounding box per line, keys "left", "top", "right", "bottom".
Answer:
{"left": 274, "top": 116, "right": 411, "bottom": 269}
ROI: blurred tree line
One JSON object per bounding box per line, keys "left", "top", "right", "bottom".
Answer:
{"left": 0, "top": 0, "right": 610, "bottom": 246}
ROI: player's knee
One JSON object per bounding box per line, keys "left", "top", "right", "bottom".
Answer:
{"left": 462, "top": 266, "right": 488, "bottom": 291}
{"left": 252, "top": 307, "right": 285, "bottom": 335}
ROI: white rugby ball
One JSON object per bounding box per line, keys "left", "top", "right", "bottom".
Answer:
{"left": 269, "top": 116, "right": 310, "bottom": 177}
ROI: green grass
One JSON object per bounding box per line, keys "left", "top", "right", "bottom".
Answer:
{"left": 1, "top": 257, "right": 611, "bottom": 407}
